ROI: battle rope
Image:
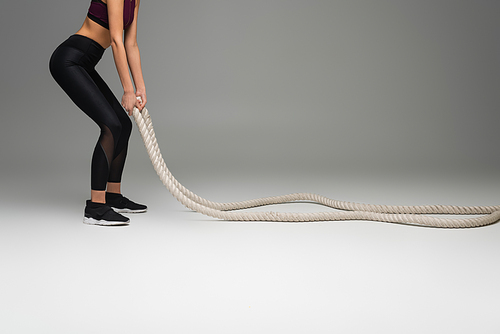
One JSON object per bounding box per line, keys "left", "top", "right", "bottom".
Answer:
{"left": 132, "top": 106, "right": 500, "bottom": 228}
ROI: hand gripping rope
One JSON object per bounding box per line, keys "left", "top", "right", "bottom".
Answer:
{"left": 132, "top": 106, "right": 500, "bottom": 228}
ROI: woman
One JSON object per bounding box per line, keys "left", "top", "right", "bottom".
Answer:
{"left": 50, "top": 0, "right": 147, "bottom": 226}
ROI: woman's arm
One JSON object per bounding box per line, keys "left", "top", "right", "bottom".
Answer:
{"left": 107, "top": 0, "right": 143, "bottom": 115}
{"left": 124, "top": 0, "right": 146, "bottom": 111}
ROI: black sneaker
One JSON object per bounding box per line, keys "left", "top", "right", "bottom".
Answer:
{"left": 106, "top": 192, "right": 148, "bottom": 213}
{"left": 83, "top": 200, "right": 130, "bottom": 226}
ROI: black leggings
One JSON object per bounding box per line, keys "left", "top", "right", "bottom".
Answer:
{"left": 49, "top": 34, "right": 132, "bottom": 191}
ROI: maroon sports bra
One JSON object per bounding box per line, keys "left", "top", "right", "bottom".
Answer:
{"left": 87, "top": 0, "right": 136, "bottom": 30}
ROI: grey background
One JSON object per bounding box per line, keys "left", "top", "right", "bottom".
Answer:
{"left": 2, "top": 0, "right": 500, "bottom": 179}
{"left": 1, "top": 1, "right": 500, "bottom": 333}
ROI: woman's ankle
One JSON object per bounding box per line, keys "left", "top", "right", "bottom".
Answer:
{"left": 91, "top": 190, "right": 106, "bottom": 203}
{"left": 107, "top": 182, "right": 121, "bottom": 194}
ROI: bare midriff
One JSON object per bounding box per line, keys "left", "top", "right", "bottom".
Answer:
{"left": 75, "top": 17, "right": 112, "bottom": 49}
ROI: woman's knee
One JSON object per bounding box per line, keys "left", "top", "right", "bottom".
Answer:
{"left": 120, "top": 115, "right": 132, "bottom": 138}
{"left": 106, "top": 116, "right": 131, "bottom": 145}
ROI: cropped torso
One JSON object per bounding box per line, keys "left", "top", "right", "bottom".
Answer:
{"left": 87, "top": 0, "right": 136, "bottom": 30}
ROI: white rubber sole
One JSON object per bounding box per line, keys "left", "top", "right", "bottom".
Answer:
{"left": 83, "top": 216, "right": 130, "bottom": 226}
{"left": 111, "top": 207, "right": 147, "bottom": 214}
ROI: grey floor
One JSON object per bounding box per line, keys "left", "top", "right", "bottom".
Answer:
{"left": 2, "top": 164, "right": 500, "bottom": 333}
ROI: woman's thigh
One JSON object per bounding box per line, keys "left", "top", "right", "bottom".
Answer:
{"left": 50, "top": 45, "right": 123, "bottom": 133}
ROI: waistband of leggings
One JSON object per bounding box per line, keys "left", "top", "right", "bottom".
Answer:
{"left": 61, "top": 34, "right": 105, "bottom": 55}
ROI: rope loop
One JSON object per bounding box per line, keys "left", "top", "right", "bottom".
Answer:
{"left": 132, "top": 106, "right": 500, "bottom": 228}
